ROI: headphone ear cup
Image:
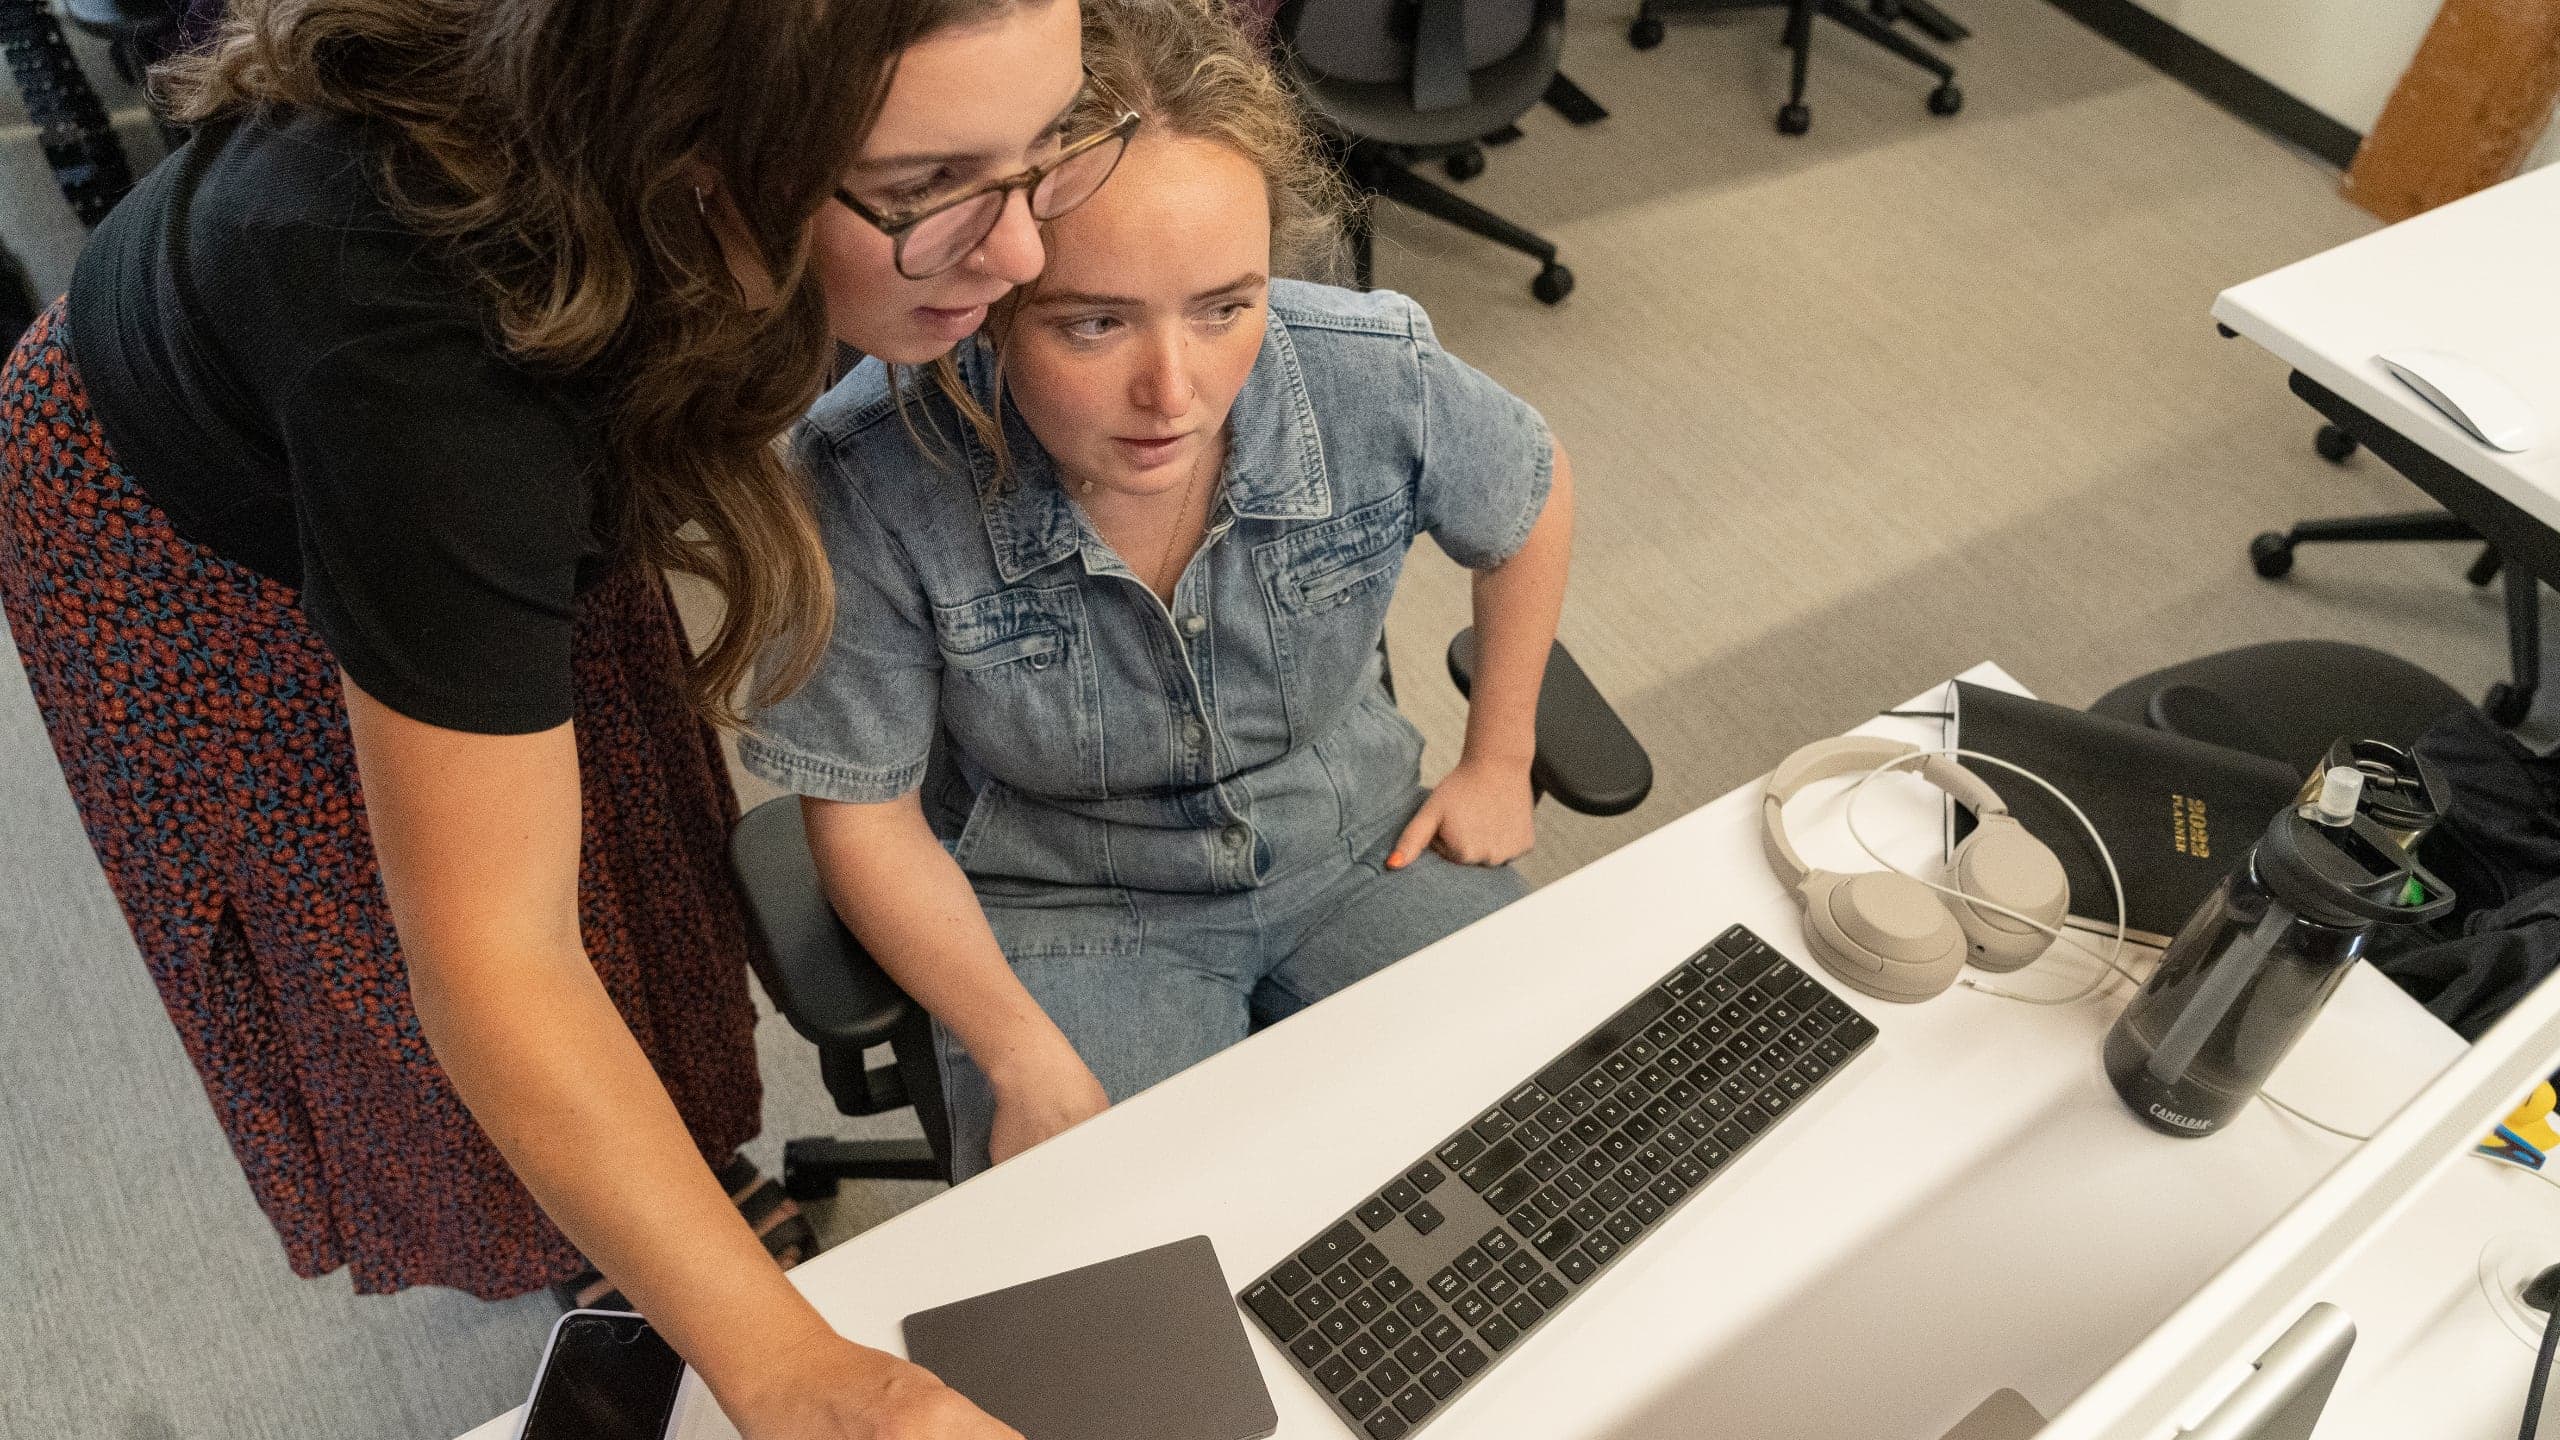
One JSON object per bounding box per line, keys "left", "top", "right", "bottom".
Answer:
{"left": 1948, "top": 816, "right": 2070, "bottom": 974}
{"left": 1798, "top": 869, "right": 1967, "bottom": 1002}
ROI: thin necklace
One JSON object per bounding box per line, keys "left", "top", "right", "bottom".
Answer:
{"left": 1152, "top": 442, "right": 1219, "bottom": 600}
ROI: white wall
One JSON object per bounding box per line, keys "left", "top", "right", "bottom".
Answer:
{"left": 2133, "top": 0, "right": 2441, "bottom": 133}
{"left": 2132, "top": 0, "right": 2559, "bottom": 171}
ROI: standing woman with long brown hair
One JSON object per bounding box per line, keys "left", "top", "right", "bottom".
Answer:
{"left": 0, "top": 0, "right": 1123, "bottom": 1430}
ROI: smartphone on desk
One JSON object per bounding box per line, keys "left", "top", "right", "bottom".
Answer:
{"left": 515, "top": 1309, "right": 686, "bottom": 1440}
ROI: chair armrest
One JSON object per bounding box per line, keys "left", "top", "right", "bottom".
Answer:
{"left": 1445, "top": 630, "right": 1653, "bottom": 817}
{"left": 728, "top": 797, "right": 917, "bottom": 1056}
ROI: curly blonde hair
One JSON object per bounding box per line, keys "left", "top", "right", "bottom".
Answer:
{"left": 1071, "top": 0, "right": 1351, "bottom": 281}
{"left": 912, "top": 0, "right": 1354, "bottom": 484}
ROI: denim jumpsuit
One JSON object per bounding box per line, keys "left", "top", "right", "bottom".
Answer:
{"left": 743, "top": 281, "right": 1554, "bottom": 1177}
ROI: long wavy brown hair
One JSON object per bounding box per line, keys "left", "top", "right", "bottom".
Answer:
{"left": 157, "top": 0, "right": 1016, "bottom": 724}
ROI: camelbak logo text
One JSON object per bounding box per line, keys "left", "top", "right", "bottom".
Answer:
{"left": 2149, "top": 1103, "right": 2212, "bottom": 1131}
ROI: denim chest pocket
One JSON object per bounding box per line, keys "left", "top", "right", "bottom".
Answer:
{"left": 1253, "top": 490, "right": 1412, "bottom": 743}
{"left": 948, "top": 627, "right": 1064, "bottom": 672}
{"left": 931, "top": 582, "right": 1100, "bottom": 792}
{"left": 1258, "top": 491, "right": 1412, "bottom": 616}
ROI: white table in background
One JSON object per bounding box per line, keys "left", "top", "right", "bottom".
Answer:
{"left": 2214, "top": 163, "right": 2560, "bottom": 720}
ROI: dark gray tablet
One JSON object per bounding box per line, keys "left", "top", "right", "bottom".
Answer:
{"left": 902, "top": 1235, "right": 1277, "bottom": 1440}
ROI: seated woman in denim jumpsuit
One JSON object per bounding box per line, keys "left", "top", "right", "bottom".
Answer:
{"left": 743, "top": 0, "right": 1577, "bottom": 1180}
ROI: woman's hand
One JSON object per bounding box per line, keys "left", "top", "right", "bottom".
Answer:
{"left": 1390, "top": 756, "right": 1537, "bottom": 869}
{"left": 723, "top": 1332, "right": 1023, "bottom": 1440}
{"left": 985, "top": 1048, "right": 1111, "bottom": 1166}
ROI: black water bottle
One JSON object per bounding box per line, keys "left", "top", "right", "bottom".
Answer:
{"left": 2104, "top": 769, "right": 2451, "bottom": 1137}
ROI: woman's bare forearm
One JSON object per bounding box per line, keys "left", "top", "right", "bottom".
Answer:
{"left": 802, "top": 793, "right": 1082, "bottom": 1091}
{"left": 410, "top": 941, "right": 829, "bottom": 1375}
{"left": 1463, "top": 443, "right": 1576, "bottom": 772}
{"left": 345, "top": 683, "right": 831, "bottom": 1413}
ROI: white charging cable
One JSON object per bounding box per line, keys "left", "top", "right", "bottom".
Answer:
{"left": 1835, "top": 747, "right": 2136, "bottom": 1005}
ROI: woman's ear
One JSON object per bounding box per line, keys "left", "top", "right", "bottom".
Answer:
{"left": 681, "top": 161, "right": 781, "bottom": 311}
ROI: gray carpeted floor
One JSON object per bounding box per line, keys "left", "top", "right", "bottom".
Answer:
{"left": 3, "top": 1, "right": 2536, "bottom": 1435}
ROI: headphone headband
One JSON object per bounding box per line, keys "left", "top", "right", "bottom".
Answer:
{"left": 1760, "top": 736, "right": 2011, "bottom": 887}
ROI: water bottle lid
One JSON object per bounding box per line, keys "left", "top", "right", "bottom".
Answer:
{"left": 2312, "top": 767, "right": 2364, "bottom": 825}
{"left": 2255, "top": 805, "right": 2454, "bottom": 926}
{"left": 2317, "top": 738, "right": 2448, "bottom": 834}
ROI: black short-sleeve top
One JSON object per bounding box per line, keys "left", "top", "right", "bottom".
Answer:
{"left": 67, "top": 108, "right": 607, "bottom": 734}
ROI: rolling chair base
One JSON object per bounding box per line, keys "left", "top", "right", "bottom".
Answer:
{"left": 2247, "top": 511, "right": 2498, "bottom": 581}
{"left": 1629, "top": 0, "right": 1961, "bottom": 134}
{"left": 2254, "top": 420, "right": 2503, "bottom": 586}
{"left": 1478, "top": 75, "right": 1609, "bottom": 147}
{"left": 1341, "top": 142, "right": 1573, "bottom": 304}
{"left": 2249, "top": 514, "right": 2540, "bottom": 726}
{"left": 2249, "top": 416, "right": 2541, "bottom": 727}
{"left": 1539, "top": 72, "right": 1610, "bottom": 126}
{"left": 782, "top": 1137, "right": 945, "bottom": 1202}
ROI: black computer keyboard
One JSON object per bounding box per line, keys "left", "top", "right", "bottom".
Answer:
{"left": 1238, "top": 924, "right": 1878, "bottom": 1438}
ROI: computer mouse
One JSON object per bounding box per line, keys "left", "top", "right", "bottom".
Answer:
{"left": 2376, "top": 348, "right": 2539, "bottom": 453}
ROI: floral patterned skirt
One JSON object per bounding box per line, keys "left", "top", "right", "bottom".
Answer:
{"left": 0, "top": 301, "right": 762, "bottom": 1298}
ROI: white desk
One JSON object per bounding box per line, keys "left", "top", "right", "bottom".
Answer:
{"left": 2213, "top": 164, "right": 2560, "bottom": 720}
{"left": 459, "top": 666, "right": 2464, "bottom": 1440}
{"left": 2256, "top": 1154, "right": 2559, "bottom": 1440}
{"left": 2212, "top": 163, "right": 2560, "bottom": 537}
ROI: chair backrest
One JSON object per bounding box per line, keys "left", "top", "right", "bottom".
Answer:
{"left": 1283, "top": 0, "right": 1538, "bottom": 93}
{"left": 2087, "top": 641, "right": 2466, "bottom": 774}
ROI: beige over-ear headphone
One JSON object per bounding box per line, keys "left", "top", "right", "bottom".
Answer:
{"left": 1760, "top": 735, "right": 2070, "bottom": 1002}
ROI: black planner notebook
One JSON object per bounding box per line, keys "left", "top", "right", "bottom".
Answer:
{"left": 1951, "top": 681, "right": 2306, "bottom": 943}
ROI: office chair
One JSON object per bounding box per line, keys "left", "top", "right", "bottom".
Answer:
{"left": 1275, "top": 0, "right": 1591, "bottom": 304}
{"left": 730, "top": 632, "right": 1655, "bottom": 1199}
{"left": 2248, "top": 423, "right": 2540, "bottom": 727}
{"left": 2089, "top": 639, "right": 2469, "bottom": 775}
{"left": 1, "top": 0, "right": 136, "bottom": 225}
{"left": 1626, "top": 0, "right": 1962, "bottom": 137}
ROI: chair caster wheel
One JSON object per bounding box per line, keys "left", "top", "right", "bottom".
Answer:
{"left": 1445, "top": 146, "right": 1486, "bottom": 182}
{"left": 1628, "top": 15, "right": 1665, "bottom": 48}
{"left": 1776, "top": 103, "right": 1811, "bottom": 135}
{"left": 2249, "top": 533, "right": 2296, "bottom": 578}
{"left": 2487, "top": 682, "right": 2534, "bottom": 728}
{"left": 2313, "top": 424, "right": 2357, "bottom": 463}
{"left": 1927, "top": 82, "right": 1963, "bottom": 116}
{"left": 1532, "top": 263, "right": 1574, "bottom": 305}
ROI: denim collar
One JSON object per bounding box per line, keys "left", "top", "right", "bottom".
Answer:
{"left": 960, "top": 309, "right": 1335, "bottom": 584}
